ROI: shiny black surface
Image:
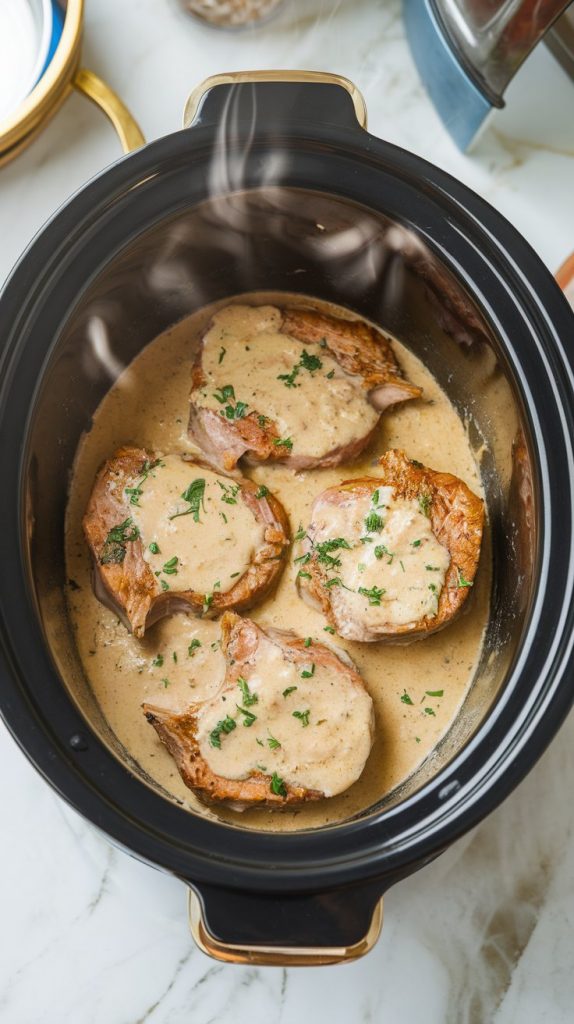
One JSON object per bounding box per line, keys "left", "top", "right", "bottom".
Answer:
{"left": 1, "top": 80, "right": 574, "bottom": 950}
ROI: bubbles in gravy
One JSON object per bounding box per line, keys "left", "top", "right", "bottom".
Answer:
{"left": 65, "top": 292, "right": 489, "bottom": 832}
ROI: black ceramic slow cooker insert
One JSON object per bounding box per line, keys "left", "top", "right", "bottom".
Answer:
{"left": 1, "top": 71, "right": 574, "bottom": 966}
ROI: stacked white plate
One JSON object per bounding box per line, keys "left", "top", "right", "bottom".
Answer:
{"left": 0, "top": 0, "right": 54, "bottom": 121}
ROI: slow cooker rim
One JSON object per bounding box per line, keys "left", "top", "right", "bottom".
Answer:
{"left": 1, "top": 121, "right": 573, "bottom": 893}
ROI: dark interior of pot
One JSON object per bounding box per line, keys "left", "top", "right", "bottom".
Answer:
{"left": 25, "top": 186, "right": 537, "bottom": 825}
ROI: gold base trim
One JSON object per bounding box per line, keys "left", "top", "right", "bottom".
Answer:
{"left": 187, "top": 888, "right": 383, "bottom": 966}
{"left": 182, "top": 70, "right": 368, "bottom": 132}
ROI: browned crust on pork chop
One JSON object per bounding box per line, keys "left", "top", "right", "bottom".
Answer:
{"left": 188, "top": 305, "right": 421, "bottom": 471}
{"left": 298, "top": 449, "right": 484, "bottom": 642}
{"left": 144, "top": 612, "right": 367, "bottom": 807}
{"left": 83, "top": 446, "right": 289, "bottom": 638}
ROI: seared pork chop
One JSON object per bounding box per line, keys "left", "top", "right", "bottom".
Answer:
{"left": 188, "top": 304, "right": 421, "bottom": 471}
{"left": 144, "top": 612, "right": 374, "bottom": 808}
{"left": 83, "top": 447, "right": 289, "bottom": 638}
{"left": 296, "top": 449, "right": 484, "bottom": 642}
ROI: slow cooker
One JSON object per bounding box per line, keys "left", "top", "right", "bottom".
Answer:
{"left": 1, "top": 70, "right": 573, "bottom": 965}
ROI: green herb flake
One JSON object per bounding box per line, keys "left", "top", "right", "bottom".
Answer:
{"left": 161, "top": 678, "right": 171, "bottom": 688}
{"left": 267, "top": 735, "right": 281, "bottom": 750}
{"left": 323, "top": 625, "right": 335, "bottom": 634}
{"left": 149, "top": 541, "right": 160, "bottom": 554}
{"left": 411, "top": 539, "right": 422, "bottom": 548}
{"left": 425, "top": 689, "right": 444, "bottom": 697}
{"left": 236, "top": 704, "right": 257, "bottom": 727}
{"left": 457, "top": 567, "right": 474, "bottom": 588}
{"left": 293, "top": 709, "right": 310, "bottom": 727}
{"left": 326, "top": 369, "right": 335, "bottom": 379}
{"left": 375, "top": 544, "right": 394, "bottom": 563}
{"left": 162, "top": 556, "right": 179, "bottom": 575}
{"left": 213, "top": 384, "right": 235, "bottom": 404}
{"left": 237, "top": 676, "right": 258, "bottom": 707}
{"left": 255, "top": 485, "right": 269, "bottom": 499}
{"left": 270, "top": 772, "right": 287, "bottom": 797}
{"left": 304, "top": 637, "right": 312, "bottom": 648}
{"left": 218, "top": 346, "right": 226, "bottom": 364}
{"left": 358, "top": 585, "right": 385, "bottom": 606}
{"left": 160, "top": 579, "right": 170, "bottom": 592}
{"left": 294, "top": 525, "right": 307, "bottom": 541}
{"left": 172, "top": 651, "right": 178, "bottom": 663}
{"left": 283, "top": 686, "right": 297, "bottom": 698}
{"left": 273, "top": 436, "right": 293, "bottom": 450}
{"left": 424, "top": 707, "right": 436, "bottom": 716}
{"left": 419, "top": 493, "right": 432, "bottom": 518}
{"left": 297, "top": 570, "right": 312, "bottom": 580}
{"left": 364, "top": 511, "right": 383, "bottom": 533}
{"left": 152, "top": 654, "right": 164, "bottom": 668}
{"left": 188, "top": 639, "right": 201, "bottom": 657}
{"left": 169, "top": 478, "right": 206, "bottom": 522}
{"left": 301, "top": 663, "right": 315, "bottom": 679}
{"left": 401, "top": 691, "right": 414, "bottom": 705}
{"left": 209, "top": 715, "right": 237, "bottom": 748}
{"left": 100, "top": 518, "right": 140, "bottom": 565}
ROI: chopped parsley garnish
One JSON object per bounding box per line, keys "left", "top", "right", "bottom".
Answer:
{"left": 323, "top": 625, "right": 335, "bottom": 633}
{"left": 283, "top": 686, "right": 297, "bottom": 698}
{"left": 160, "top": 579, "right": 170, "bottom": 591}
{"left": 100, "top": 518, "right": 140, "bottom": 565}
{"left": 255, "top": 485, "right": 269, "bottom": 499}
{"left": 301, "top": 663, "right": 315, "bottom": 678}
{"left": 426, "top": 565, "right": 440, "bottom": 571}
{"left": 209, "top": 716, "right": 236, "bottom": 748}
{"left": 152, "top": 654, "right": 164, "bottom": 668}
{"left": 217, "top": 480, "right": 240, "bottom": 505}
{"left": 364, "top": 511, "right": 384, "bottom": 533}
{"left": 257, "top": 414, "right": 267, "bottom": 427}
{"left": 213, "top": 384, "right": 235, "bottom": 404}
{"left": 124, "top": 458, "right": 163, "bottom": 507}
{"left": 172, "top": 651, "right": 178, "bottom": 663}
{"left": 188, "top": 639, "right": 201, "bottom": 657}
{"left": 203, "top": 593, "right": 213, "bottom": 613}
{"left": 358, "top": 563, "right": 366, "bottom": 573}
{"left": 267, "top": 735, "right": 281, "bottom": 750}
{"left": 149, "top": 541, "right": 160, "bottom": 554}
{"left": 294, "top": 552, "right": 311, "bottom": 565}
{"left": 237, "top": 676, "right": 258, "bottom": 707}
{"left": 325, "top": 577, "right": 342, "bottom": 588}
{"left": 375, "top": 544, "right": 394, "bottom": 563}
{"left": 270, "top": 772, "right": 287, "bottom": 797}
{"left": 169, "top": 478, "right": 206, "bottom": 522}
{"left": 236, "top": 705, "right": 257, "bottom": 726}
{"left": 294, "top": 525, "right": 307, "bottom": 541}
{"left": 277, "top": 349, "right": 323, "bottom": 388}
{"left": 161, "top": 678, "right": 171, "bottom": 688}
{"left": 218, "top": 346, "right": 226, "bottom": 364}
{"left": 424, "top": 707, "right": 436, "bottom": 716}
{"left": 273, "top": 436, "right": 293, "bottom": 450}
{"left": 358, "top": 585, "right": 385, "bottom": 606}
{"left": 401, "top": 691, "right": 414, "bottom": 705}
{"left": 457, "top": 568, "right": 474, "bottom": 588}
{"left": 411, "top": 539, "right": 422, "bottom": 548}
{"left": 425, "top": 689, "right": 444, "bottom": 697}
{"left": 419, "top": 493, "right": 432, "bottom": 517}
{"left": 162, "top": 556, "right": 179, "bottom": 575}
{"left": 326, "top": 369, "right": 335, "bottom": 379}
{"left": 304, "top": 637, "right": 312, "bottom": 648}
{"left": 315, "top": 537, "right": 351, "bottom": 571}
{"left": 297, "top": 570, "right": 312, "bottom": 580}
{"left": 293, "top": 709, "right": 310, "bottom": 727}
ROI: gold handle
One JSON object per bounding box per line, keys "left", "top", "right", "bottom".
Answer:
{"left": 73, "top": 68, "right": 145, "bottom": 154}
{"left": 182, "top": 70, "right": 368, "bottom": 132}
{"left": 187, "top": 889, "right": 383, "bottom": 966}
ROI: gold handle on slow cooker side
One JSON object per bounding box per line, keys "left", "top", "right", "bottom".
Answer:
{"left": 73, "top": 69, "right": 145, "bottom": 154}
{"left": 187, "top": 889, "right": 383, "bottom": 966}
{"left": 182, "top": 70, "right": 368, "bottom": 131}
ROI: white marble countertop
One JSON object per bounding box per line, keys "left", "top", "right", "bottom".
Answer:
{"left": 2, "top": 1, "right": 574, "bottom": 1021}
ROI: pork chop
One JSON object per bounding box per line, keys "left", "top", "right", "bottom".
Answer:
{"left": 188, "top": 304, "right": 421, "bottom": 471}
{"left": 83, "top": 446, "right": 289, "bottom": 638}
{"left": 144, "top": 612, "right": 374, "bottom": 808}
{"left": 296, "top": 449, "right": 484, "bottom": 642}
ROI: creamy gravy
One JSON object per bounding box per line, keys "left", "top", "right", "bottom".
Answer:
{"left": 196, "top": 304, "right": 379, "bottom": 458}
{"left": 197, "top": 631, "right": 374, "bottom": 797}
{"left": 65, "top": 292, "right": 490, "bottom": 832}
{"left": 128, "top": 456, "right": 264, "bottom": 596}
{"left": 306, "top": 487, "right": 451, "bottom": 629}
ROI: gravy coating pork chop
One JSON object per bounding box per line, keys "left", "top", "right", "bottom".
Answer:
{"left": 188, "top": 304, "right": 421, "bottom": 471}
{"left": 144, "top": 612, "right": 374, "bottom": 808}
{"left": 83, "top": 446, "right": 289, "bottom": 638}
{"left": 296, "top": 449, "right": 484, "bottom": 642}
